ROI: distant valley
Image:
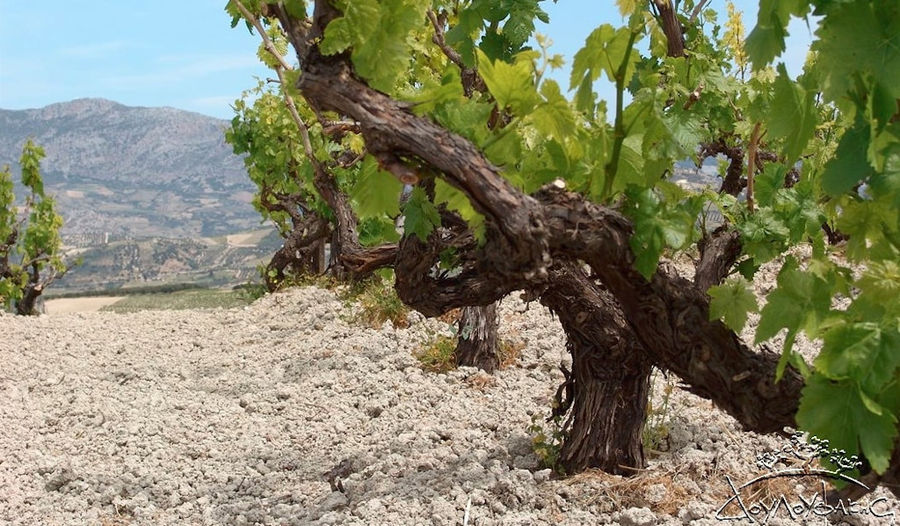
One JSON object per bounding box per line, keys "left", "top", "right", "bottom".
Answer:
{"left": 0, "top": 98, "right": 279, "bottom": 292}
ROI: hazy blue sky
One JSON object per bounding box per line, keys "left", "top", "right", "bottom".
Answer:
{"left": 0, "top": 1, "right": 815, "bottom": 120}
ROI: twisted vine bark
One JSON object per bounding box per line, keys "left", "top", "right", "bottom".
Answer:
{"left": 311, "top": 164, "right": 396, "bottom": 280}
{"left": 540, "top": 264, "right": 651, "bottom": 474}
{"left": 264, "top": 211, "right": 330, "bottom": 291}
{"left": 455, "top": 303, "right": 500, "bottom": 373}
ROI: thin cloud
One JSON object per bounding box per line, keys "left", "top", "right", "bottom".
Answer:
{"left": 59, "top": 41, "right": 130, "bottom": 59}
{"left": 101, "top": 54, "right": 262, "bottom": 89}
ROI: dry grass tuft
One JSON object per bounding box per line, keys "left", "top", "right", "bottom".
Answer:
{"left": 465, "top": 371, "right": 497, "bottom": 390}
{"left": 437, "top": 308, "right": 462, "bottom": 324}
{"left": 413, "top": 334, "right": 457, "bottom": 373}
{"left": 568, "top": 467, "right": 694, "bottom": 515}
{"left": 498, "top": 336, "right": 526, "bottom": 370}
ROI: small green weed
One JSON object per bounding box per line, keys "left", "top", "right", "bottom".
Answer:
{"left": 342, "top": 277, "right": 410, "bottom": 329}
{"left": 643, "top": 371, "right": 675, "bottom": 454}
{"left": 233, "top": 282, "right": 268, "bottom": 302}
{"left": 413, "top": 333, "right": 458, "bottom": 373}
{"left": 498, "top": 338, "right": 525, "bottom": 369}
{"left": 529, "top": 412, "right": 567, "bottom": 475}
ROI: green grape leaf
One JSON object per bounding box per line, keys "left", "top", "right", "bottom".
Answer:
{"left": 478, "top": 30, "right": 510, "bottom": 63}
{"left": 822, "top": 119, "right": 875, "bottom": 197}
{"left": 813, "top": 0, "right": 900, "bottom": 103}
{"left": 445, "top": 7, "right": 484, "bottom": 67}
{"left": 570, "top": 25, "right": 638, "bottom": 89}
{"left": 406, "top": 69, "right": 464, "bottom": 115}
{"left": 744, "top": 0, "right": 808, "bottom": 70}
{"left": 755, "top": 163, "right": 787, "bottom": 208}
{"left": 19, "top": 140, "right": 46, "bottom": 196}
{"left": 359, "top": 216, "right": 401, "bottom": 245}
{"left": 476, "top": 49, "right": 540, "bottom": 115}
{"left": 744, "top": 23, "right": 786, "bottom": 71}
{"left": 616, "top": 0, "right": 638, "bottom": 16}
{"left": 0, "top": 166, "right": 16, "bottom": 242}
{"left": 483, "top": 127, "right": 523, "bottom": 168}
{"left": 431, "top": 99, "right": 492, "bottom": 145}
{"left": 816, "top": 322, "right": 900, "bottom": 395}
{"left": 434, "top": 179, "right": 484, "bottom": 235}
{"left": 708, "top": 278, "right": 759, "bottom": 332}
{"left": 775, "top": 329, "right": 799, "bottom": 381}
{"left": 529, "top": 80, "right": 575, "bottom": 143}
{"left": 856, "top": 261, "right": 900, "bottom": 316}
{"left": 797, "top": 374, "right": 898, "bottom": 475}
{"left": 661, "top": 108, "right": 704, "bottom": 158}
{"left": 280, "top": 0, "right": 306, "bottom": 19}
{"left": 735, "top": 209, "right": 789, "bottom": 262}
{"left": 502, "top": 0, "right": 548, "bottom": 49}
{"left": 573, "top": 71, "right": 596, "bottom": 115}
{"left": 613, "top": 135, "right": 647, "bottom": 194}
{"left": 402, "top": 187, "right": 440, "bottom": 241}
{"left": 878, "top": 379, "right": 900, "bottom": 417}
{"left": 319, "top": 0, "right": 380, "bottom": 55}
{"left": 321, "top": 0, "right": 425, "bottom": 92}
{"left": 351, "top": 157, "right": 403, "bottom": 219}
{"left": 773, "top": 184, "right": 825, "bottom": 243}
{"left": 625, "top": 187, "right": 698, "bottom": 279}
{"left": 767, "top": 64, "right": 817, "bottom": 163}
{"left": 756, "top": 257, "right": 832, "bottom": 343}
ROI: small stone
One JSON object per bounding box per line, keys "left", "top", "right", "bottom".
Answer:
{"left": 678, "top": 501, "right": 708, "bottom": 523}
{"left": 619, "top": 506, "right": 658, "bottom": 526}
{"left": 645, "top": 483, "right": 667, "bottom": 504}
{"left": 533, "top": 469, "right": 552, "bottom": 482}
{"left": 319, "top": 491, "right": 348, "bottom": 512}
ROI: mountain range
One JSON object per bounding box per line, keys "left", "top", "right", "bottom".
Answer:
{"left": 0, "top": 98, "right": 261, "bottom": 239}
{"left": 0, "top": 98, "right": 278, "bottom": 291}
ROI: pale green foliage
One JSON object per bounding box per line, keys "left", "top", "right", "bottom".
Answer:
{"left": 352, "top": 157, "right": 403, "bottom": 220}
{"left": 401, "top": 187, "right": 441, "bottom": 242}
{"left": 529, "top": 413, "right": 565, "bottom": 473}
{"left": 320, "top": 0, "right": 428, "bottom": 92}
{"left": 343, "top": 277, "right": 410, "bottom": 329}
{"left": 0, "top": 140, "right": 67, "bottom": 314}
{"left": 708, "top": 277, "right": 758, "bottom": 332}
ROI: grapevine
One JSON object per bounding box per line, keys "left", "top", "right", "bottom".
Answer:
{"left": 225, "top": 0, "right": 900, "bottom": 497}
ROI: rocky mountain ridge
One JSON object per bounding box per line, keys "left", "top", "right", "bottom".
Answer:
{"left": 0, "top": 98, "right": 259, "bottom": 239}
{"left": 1, "top": 98, "right": 277, "bottom": 291}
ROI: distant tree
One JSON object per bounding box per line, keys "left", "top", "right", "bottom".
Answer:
{"left": 0, "top": 140, "right": 68, "bottom": 315}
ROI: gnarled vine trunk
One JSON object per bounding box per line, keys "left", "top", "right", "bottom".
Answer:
{"left": 16, "top": 264, "right": 43, "bottom": 316}
{"left": 541, "top": 264, "right": 651, "bottom": 474}
{"left": 265, "top": 212, "right": 331, "bottom": 292}
{"left": 455, "top": 302, "right": 500, "bottom": 373}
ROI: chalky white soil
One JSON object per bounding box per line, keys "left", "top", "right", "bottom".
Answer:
{"left": 1, "top": 284, "right": 897, "bottom": 525}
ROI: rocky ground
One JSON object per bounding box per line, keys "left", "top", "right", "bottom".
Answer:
{"left": 1, "top": 281, "right": 897, "bottom": 525}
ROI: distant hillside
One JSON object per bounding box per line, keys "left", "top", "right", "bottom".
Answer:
{"left": 56, "top": 228, "right": 282, "bottom": 293}
{"left": 0, "top": 98, "right": 259, "bottom": 238}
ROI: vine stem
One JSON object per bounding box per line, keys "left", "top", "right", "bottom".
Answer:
{"left": 746, "top": 122, "right": 762, "bottom": 212}
{"left": 232, "top": 0, "right": 295, "bottom": 72}
{"left": 233, "top": 0, "right": 315, "bottom": 162}
{"left": 604, "top": 29, "right": 640, "bottom": 200}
